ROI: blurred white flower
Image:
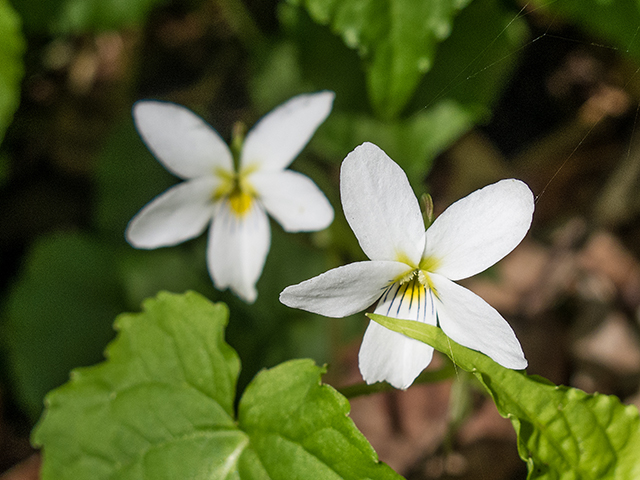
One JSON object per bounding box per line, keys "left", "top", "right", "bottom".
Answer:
{"left": 126, "top": 92, "right": 335, "bottom": 303}
{"left": 280, "top": 142, "right": 534, "bottom": 389}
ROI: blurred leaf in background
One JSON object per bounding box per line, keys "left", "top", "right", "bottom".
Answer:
{"left": 0, "top": 0, "right": 25, "bottom": 145}
{"left": 409, "top": 0, "right": 529, "bottom": 119}
{"left": 1, "top": 233, "right": 125, "bottom": 420}
{"left": 288, "top": 0, "right": 472, "bottom": 119}
{"left": 272, "top": 0, "right": 528, "bottom": 187}
{"left": 94, "top": 115, "right": 177, "bottom": 241}
{"left": 11, "top": 0, "right": 168, "bottom": 34}
{"left": 261, "top": 5, "right": 369, "bottom": 112}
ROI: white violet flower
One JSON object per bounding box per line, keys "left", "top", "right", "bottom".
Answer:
{"left": 280, "top": 142, "right": 534, "bottom": 389}
{"left": 126, "top": 92, "right": 335, "bottom": 303}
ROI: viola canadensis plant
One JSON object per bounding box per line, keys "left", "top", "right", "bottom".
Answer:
{"left": 126, "top": 92, "right": 335, "bottom": 303}
{"left": 280, "top": 142, "right": 534, "bottom": 389}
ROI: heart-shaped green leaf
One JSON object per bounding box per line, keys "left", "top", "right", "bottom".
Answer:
{"left": 33, "top": 291, "right": 402, "bottom": 479}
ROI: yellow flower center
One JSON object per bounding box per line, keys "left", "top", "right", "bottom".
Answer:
{"left": 228, "top": 190, "right": 253, "bottom": 215}
{"left": 213, "top": 166, "right": 258, "bottom": 218}
{"left": 375, "top": 277, "right": 432, "bottom": 324}
{"left": 394, "top": 254, "right": 441, "bottom": 299}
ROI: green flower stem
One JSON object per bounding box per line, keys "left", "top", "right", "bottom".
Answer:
{"left": 337, "top": 361, "right": 456, "bottom": 399}
{"left": 230, "top": 121, "right": 246, "bottom": 171}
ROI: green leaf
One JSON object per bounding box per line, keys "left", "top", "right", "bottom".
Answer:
{"left": 369, "top": 313, "right": 640, "bottom": 479}
{"left": 0, "top": 0, "right": 25, "bottom": 145}
{"left": 12, "top": 0, "right": 167, "bottom": 34}
{"left": 33, "top": 291, "right": 402, "bottom": 479}
{"left": 409, "top": 0, "right": 528, "bottom": 116}
{"left": 32, "top": 291, "right": 240, "bottom": 479}
{"left": 250, "top": 20, "right": 369, "bottom": 114}
{"left": 1, "top": 232, "right": 125, "bottom": 420}
{"left": 290, "top": 0, "right": 470, "bottom": 118}
{"left": 238, "top": 359, "right": 400, "bottom": 479}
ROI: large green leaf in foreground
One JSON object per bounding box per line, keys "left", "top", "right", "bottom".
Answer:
{"left": 370, "top": 314, "right": 640, "bottom": 479}
{"left": 33, "top": 291, "right": 401, "bottom": 479}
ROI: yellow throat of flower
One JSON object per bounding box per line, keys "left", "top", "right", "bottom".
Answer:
{"left": 228, "top": 189, "right": 253, "bottom": 215}
{"left": 213, "top": 166, "right": 257, "bottom": 217}
{"left": 394, "top": 254, "right": 441, "bottom": 297}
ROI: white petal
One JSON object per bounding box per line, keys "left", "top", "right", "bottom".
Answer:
{"left": 126, "top": 177, "right": 216, "bottom": 248}
{"left": 208, "top": 199, "right": 270, "bottom": 303}
{"left": 240, "top": 91, "right": 334, "bottom": 171}
{"left": 279, "top": 261, "right": 411, "bottom": 317}
{"left": 359, "top": 321, "right": 434, "bottom": 390}
{"left": 358, "top": 280, "right": 438, "bottom": 389}
{"left": 251, "top": 170, "right": 334, "bottom": 232}
{"left": 430, "top": 274, "right": 527, "bottom": 370}
{"left": 133, "top": 101, "right": 233, "bottom": 179}
{"left": 425, "top": 179, "right": 534, "bottom": 281}
{"left": 341, "top": 142, "right": 425, "bottom": 263}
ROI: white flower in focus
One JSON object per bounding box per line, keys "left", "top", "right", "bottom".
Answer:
{"left": 280, "top": 142, "right": 534, "bottom": 389}
{"left": 126, "top": 92, "right": 335, "bottom": 303}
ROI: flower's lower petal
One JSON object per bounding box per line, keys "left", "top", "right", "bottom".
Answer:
{"left": 208, "top": 199, "right": 270, "bottom": 303}
{"left": 341, "top": 143, "right": 425, "bottom": 264}
{"left": 251, "top": 170, "right": 334, "bottom": 232}
{"left": 133, "top": 101, "right": 233, "bottom": 179}
{"left": 431, "top": 274, "right": 527, "bottom": 370}
{"left": 359, "top": 321, "right": 434, "bottom": 390}
{"left": 358, "top": 280, "right": 438, "bottom": 389}
{"left": 126, "top": 177, "right": 216, "bottom": 248}
{"left": 280, "top": 261, "right": 410, "bottom": 317}
{"left": 241, "top": 91, "right": 334, "bottom": 171}
{"left": 425, "top": 179, "right": 534, "bottom": 280}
